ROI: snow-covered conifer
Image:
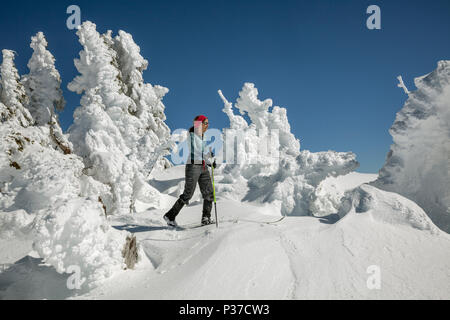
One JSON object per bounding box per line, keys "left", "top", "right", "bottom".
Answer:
{"left": 22, "top": 32, "right": 71, "bottom": 154}
{"left": 216, "top": 83, "right": 358, "bottom": 216}
{"left": 0, "top": 42, "right": 143, "bottom": 289}
{"left": 373, "top": 60, "right": 450, "bottom": 232}
{"left": 68, "top": 21, "right": 166, "bottom": 215}
{"left": 113, "top": 30, "right": 172, "bottom": 174}
{"left": 22, "top": 32, "right": 64, "bottom": 124}
{"left": 0, "top": 50, "right": 33, "bottom": 127}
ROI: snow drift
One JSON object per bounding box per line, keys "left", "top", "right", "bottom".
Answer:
{"left": 33, "top": 198, "right": 140, "bottom": 288}
{"left": 373, "top": 60, "right": 450, "bottom": 233}
{"left": 339, "top": 184, "right": 440, "bottom": 234}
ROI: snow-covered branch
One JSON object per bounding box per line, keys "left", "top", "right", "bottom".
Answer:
{"left": 397, "top": 75, "right": 410, "bottom": 94}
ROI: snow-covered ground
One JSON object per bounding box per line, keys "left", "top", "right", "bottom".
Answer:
{"left": 2, "top": 167, "right": 449, "bottom": 300}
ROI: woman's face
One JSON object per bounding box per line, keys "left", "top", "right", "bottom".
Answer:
{"left": 194, "top": 119, "right": 209, "bottom": 135}
{"left": 201, "top": 120, "right": 209, "bottom": 133}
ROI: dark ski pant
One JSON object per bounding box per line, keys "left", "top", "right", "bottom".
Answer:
{"left": 165, "top": 164, "right": 214, "bottom": 220}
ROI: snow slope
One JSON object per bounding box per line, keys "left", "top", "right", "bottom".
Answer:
{"left": 78, "top": 172, "right": 450, "bottom": 299}
{"left": 4, "top": 166, "right": 447, "bottom": 300}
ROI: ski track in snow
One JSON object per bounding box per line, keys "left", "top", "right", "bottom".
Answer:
{"left": 276, "top": 230, "right": 301, "bottom": 299}
{"left": 238, "top": 220, "right": 305, "bottom": 299}
{"left": 155, "top": 231, "right": 212, "bottom": 275}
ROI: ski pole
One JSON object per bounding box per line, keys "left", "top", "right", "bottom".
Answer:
{"left": 210, "top": 148, "right": 218, "bottom": 228}
{"left": 211, "top": 163, "right": 218, "bottom": 228}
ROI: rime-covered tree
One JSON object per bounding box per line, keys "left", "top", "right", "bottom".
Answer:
{"left": 373, "top": 60, "right": 450, "bottom": 233}
{"left": 0, "top": 50, "right": 33, "bottom": 127}
{"left": 68, "top": 21, "right": 167, "bottom": 215}
{"left": 113, "top": 30, "right": 172, "bottom": 174}
{"left": 217, "top": 83, "right": 359, "bottom": 216}
{"left": 0, "top": 38, "right": 142, "bottom": 287}
{"left": 21, "top": 32, "right": 71, "bottom": 154}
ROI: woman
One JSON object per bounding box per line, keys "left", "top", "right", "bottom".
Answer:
{"left": 164, "top": 115, "right": 216, "bottom": 227}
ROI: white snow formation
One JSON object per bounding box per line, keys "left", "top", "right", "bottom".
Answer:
{"left": 216, "top": 83, "right": 359, "bottom": 216}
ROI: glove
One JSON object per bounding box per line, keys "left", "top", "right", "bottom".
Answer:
{"left": 207, "top": 160, "right": 217, "bottom": 168}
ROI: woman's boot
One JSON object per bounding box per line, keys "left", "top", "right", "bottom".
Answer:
{"left": 164, "top": 198, "right": 185, "bottom": 225}
{"left": 201, "top": 200, "right": 213, "bottom": 225}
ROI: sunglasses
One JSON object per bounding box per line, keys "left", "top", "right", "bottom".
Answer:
{"left": 202, "top": 122, "right": 209, "bottom": 125}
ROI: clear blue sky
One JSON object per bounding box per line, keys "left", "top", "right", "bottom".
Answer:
{"left": 1, "top": 0, "right": 449, "bottom": 172}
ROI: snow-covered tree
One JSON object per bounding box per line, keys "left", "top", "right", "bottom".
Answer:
{"left": 68, "top": 21, "right": 169, "bottom": 215}
{"left": 0, "top": 50, "right": 33, "bottom": 127}
{"left": 22, "top": 32, "right": 64, "bottom": 125}
{"left": 373, "top": 60, "right": 450, "bottom": 233}
{"left": 216, "top": 83, "right": 359, "bottom": 216}
{"left": 113, "top": 30, "right": 172, "bottom": 174}
{"left": 21, "top": 32, "right": 71, "bottom": 154}
{"left": 0, "top": 76, "right": 4, "bottom": 122}
{"left": 0, "top": 113, "right": 144, "bottom": 288}
{"left": 67, "top": 21, "right": 135, "bottom": 215}
{"left": 1, "top": 38, "right": 144, "bottom": 288}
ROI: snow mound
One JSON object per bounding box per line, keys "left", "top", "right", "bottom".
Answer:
{"left": 33, "top": 198, "right": 144, "bottom": 288}
{"left": 0, "top": 209, "right": 34, "bottom": 239}
{"left": 339, "top": 184, "right": 440, "bottom": 234}
{"left": 311, "top": 172, "right": 378, "bottom": 216}
{"left": 373, "top": 60, "right": 450, "bottom": 233}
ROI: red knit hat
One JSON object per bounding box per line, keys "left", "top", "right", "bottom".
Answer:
{"left": 194, "top": 115, "right": 208, "bottom": 127}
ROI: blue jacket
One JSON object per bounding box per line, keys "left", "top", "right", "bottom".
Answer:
{"left": 187, "top": 127, "right": 211, "bottom": 164}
